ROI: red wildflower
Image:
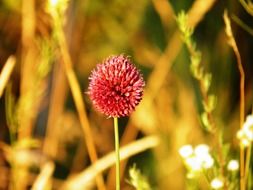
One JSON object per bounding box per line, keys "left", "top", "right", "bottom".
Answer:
{"left": 88, "top": 55, "right": 145, "bottom": 117}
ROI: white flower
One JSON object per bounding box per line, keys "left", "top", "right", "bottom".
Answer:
{"left": 227, "top": 160, "right": 239, "bottom": 171}
{"left": 237, "top": 115, "right": 253, "bottom": 147}
{"left": 46, "top": 0, "right": 69, "bottom": 18}
{"left": 185, "top": 156, "right": 202, "bottom": 171}
{"left": 211, "top": 178, "right": 223, "bottom": 189}
{"left": 179, "top": 145, "right": 193, "bottom": 158}
{"left": 180, "top": 143, "right": 214, "bottom": 172}
{"left": 194, "top": 144, "right": 210, "bottom": 156}
{"left": 243, "top": 115, "right": 253, "bottom": 140}
{"left": 193, "top": 144, "right": 214, "bottom": 169}
{"left": 244, "top": 115, "right": 253, "bottom": 127}
{"left": 201, "top": 154, "right": 214, "bottom": 169}
{"left": 49, "top": 0, "right": 59, "bottom": 7}
{"left": 186, "top": 171, "right": 198, "bottom": 179}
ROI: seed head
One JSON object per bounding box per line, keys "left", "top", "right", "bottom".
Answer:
{"left": 88, "top": 55, "right": 145, "bottom": 117}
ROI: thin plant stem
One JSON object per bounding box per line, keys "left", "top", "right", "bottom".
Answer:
{"left": 5, "top": 85, "right": 16, "bottom": 146}
{"left": 223, "top": 11, "right": 245, "bottom": 190}
{"left": 239, "top": 0, "right": 253, "bottom": 16}
{"left": 245, "top": 107, "right": 253, "bottom": 186}
{"left": 231, "top": 14, "right": 253, "bottom": 36}
{"left": 19, "top": 0, "right": 36, "bottom": 140}
{"left": 57, "top": 27, "right": 106, "bottom": 190}
{"left": 178, "top": 11, "right": 226, "bottom": 187}
{"left": 0, "top": 56, "right": 16, "bottom": 97}
{"left": 31, "top": 162, "right": 55, "bottom": 190}
{"left": 244, "top": 144, "right": 252, "bottom": 186}
{"left": 114, "top": 117, "right": 120, "bottom": 190}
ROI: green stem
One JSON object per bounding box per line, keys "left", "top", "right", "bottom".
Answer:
{"left": 245, "top": 144, "right": 252, "bottom": 186}
{"left": 113, "top": 117, "right": 120, "bottom": 190}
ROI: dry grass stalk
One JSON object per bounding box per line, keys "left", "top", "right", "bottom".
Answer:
{"left": 43, "top": 63, "right": 67, "bottom": 157}
{"left": 19, "top": 0, "right": 37, "bottom": 139}
{"left": 0, "top": 56, "right": 16, "bottom": 97}
{"left": 151, "top": 0, "right": 174, "bottom": 29}
{"left": 62, "top": 135, "right": 159, "bottom": 190}
{"left": 224, "top": 11, "right": 246, "bottom": 190}
{"left": 57, "top": 28, "right": 106, "bottom": 190}
{"left": 31, "top": 162, "right": 55, "bottom": 190}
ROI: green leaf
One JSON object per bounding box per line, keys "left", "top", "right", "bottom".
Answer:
{"left": 127, "top": 164, "right": 152, "bottom": 190}
{"left": 202, "top": 73, "right": 212, "bottom": 93}
{"left": 201, "top": 112, "right": 212, "bottom": 132}
{"left": 203, "top": 95, "right": 217, "bottom": 113}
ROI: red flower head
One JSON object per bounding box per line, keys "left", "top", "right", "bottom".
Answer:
{"left": 88, "top": 55, "right": 145, "bottom": 117}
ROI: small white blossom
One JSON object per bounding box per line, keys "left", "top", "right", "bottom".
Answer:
{"left": 227, "top": 160, "right": 239, "bottom": 171}
{"left": 211, "top": 178, "right": 223, "bottom": 189}
{"left": 244, "top": 115, "right": 253, "bottom": 127}
{"left": 237, "top": 115, "right": 253, "bottom": 147}
{"left": 180, "top": 143, "right": 214, "bottom": 173}
{"left": 193, "top": 144, "right": 214, "bottom": 169}
{"left": 243, "top": 115, "right": 253, "bottom": 140}
{"left": 179, "top": 145, "right": 193, "bottom": 158}
{"left": 49, "top": 0, "right": 59, "bottom": 7}
{"left": 185, "top": 156, "right": 202, "bottom": 171}
{"left": 186, "top": 171, "right": 198, "bottom": 179}
{"left": 194, "top": 144, "right": 210, "bottom": 156}
{"left": 201, "top": 154, "right": 214, "bottom": 169}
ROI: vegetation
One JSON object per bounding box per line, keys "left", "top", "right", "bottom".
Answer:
{"left": 0, "top": 0, "right": 252, "bottom": 189}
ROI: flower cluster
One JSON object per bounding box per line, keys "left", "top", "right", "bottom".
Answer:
{"left": 237, "top": 115, "right": 253, "bottom": 147}
{"left": 209, "top": 160, "right": 238, "bottom": 189}
{"left": 88, "top": 55, "right": 145, "bottom": 117}
{"left": 179, "top": 143, "right": 240, "bottom": 188}
{"left": 179, "top": 144, "right": 214, "bottom": 178}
